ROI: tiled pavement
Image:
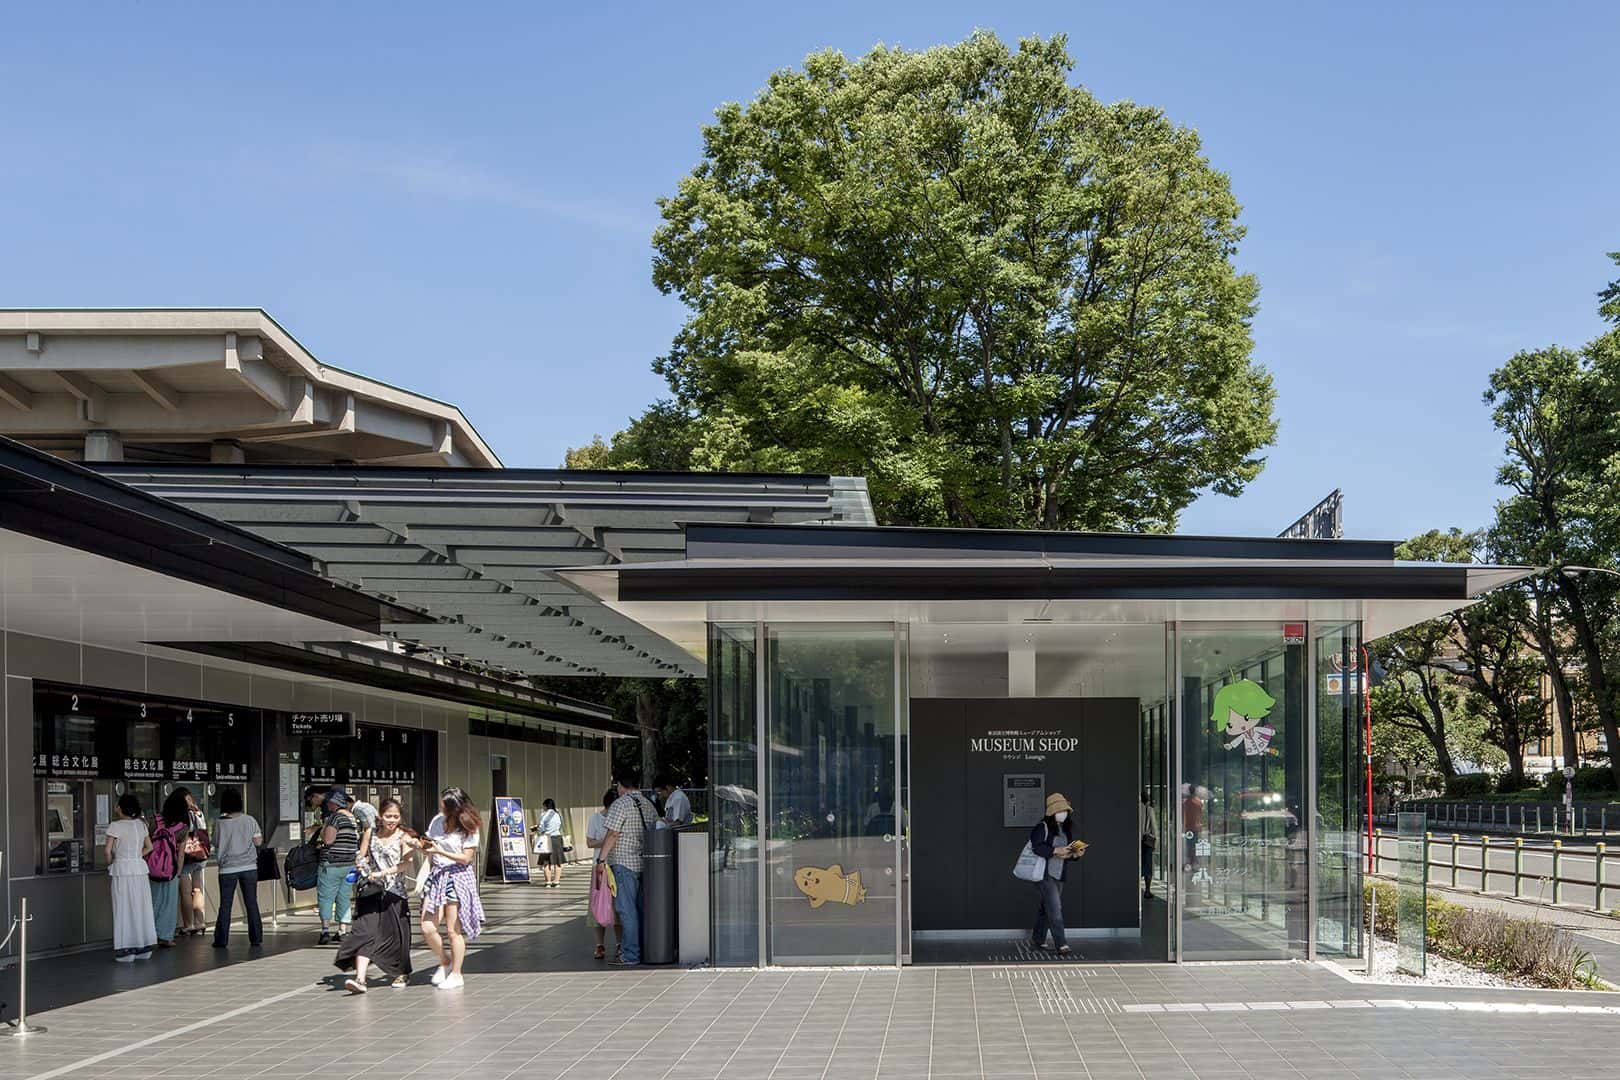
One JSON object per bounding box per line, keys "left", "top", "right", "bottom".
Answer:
{"left": 4, "top": 877, "right": 1620, "bottom": 1080}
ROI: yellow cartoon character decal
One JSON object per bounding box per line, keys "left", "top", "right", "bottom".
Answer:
{"left": 794, "top": 864, "right": 867, "bottom": 908}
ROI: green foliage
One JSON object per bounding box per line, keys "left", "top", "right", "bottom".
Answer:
{"left": 586, "top": 32, "right": 1276, "bottom": 531}
{"left": 1544, "top": 765, "right": 1620, "bottom": 796}
{"left": 1444, "top": 773, "right": 1494, "bottom": 798}
{"left": 1363, "top": 879, "right": 1601, "bottom": 989}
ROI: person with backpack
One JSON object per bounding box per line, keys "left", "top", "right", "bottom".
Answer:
{"left": 148, "top": 788, "right": 193, "bottom": 947}
{"left": 317, "top": 788, "right": 361, "bottom": 944}
{"left": 105, "top": 793, "right": 156, "bottom": 962}
{"left": 596, "top": 766, "right": 658, "bottom": 966}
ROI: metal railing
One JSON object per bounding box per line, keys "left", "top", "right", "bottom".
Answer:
{"left": 1391, "top": 801, "right": 1618, "bottom": 838}
{"left": 1372, "top": 828, "right": 1614, "bottom": 912}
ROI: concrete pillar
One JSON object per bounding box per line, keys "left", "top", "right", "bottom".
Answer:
{"left": 1009, "top": 634, "right": 1036, "bottom": 697}
{"left": 210, "top": 439, "right": 247, "bottom": 465}
{"left": 83, "top": 430, "right": 123, "bottom": 462}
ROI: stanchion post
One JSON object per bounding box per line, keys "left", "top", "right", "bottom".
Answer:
{"left": 1552, "top": 840, "right": 1563, "bottom": 905}
{"left": 1595, "top": 843, "right": 1606, "bottom": 914}
{"left": 1, "top": 897, "right": 47, "bottom": 1037}
{"left": 1514, "top": 837, "right": 1524, "bottom": 899}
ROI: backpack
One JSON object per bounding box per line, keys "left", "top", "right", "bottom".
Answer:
{"left": 146, "top": 818, "right": 182, "bottom": 882}
{"left": 284, "top": 838, "right": 321, "bottom": 890}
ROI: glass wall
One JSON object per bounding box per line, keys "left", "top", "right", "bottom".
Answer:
{"left": 1179, "top": 626, "right": 1309, "bottom": 959}
{"left": 767, "top": 626, "right": 898, "bottom": 965}
{"left": 1315, "top": 622, "right": 1364, "bottom": 957}
{"left": 709, "top": 624, "right": 759, "bottom": 966}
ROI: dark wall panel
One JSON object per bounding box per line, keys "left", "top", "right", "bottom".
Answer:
{"left": 911, "top": 697, "right": 1139, "bottom": 933}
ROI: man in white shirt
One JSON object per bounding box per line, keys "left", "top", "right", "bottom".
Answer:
{"left": 655, "top": 773, "right": 692, "bottom": 829}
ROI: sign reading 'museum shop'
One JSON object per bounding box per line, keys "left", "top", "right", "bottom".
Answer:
{"left": 970, "top": 729, "right": 1078, "bottom": 760}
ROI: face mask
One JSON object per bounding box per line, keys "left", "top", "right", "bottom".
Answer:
{"left": 1055, "top": 811, "right": 1069, "bottom": 824}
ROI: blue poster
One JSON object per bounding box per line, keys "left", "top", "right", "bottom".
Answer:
{"left": 494, "top": 796, "right": 530, "bottom": 883}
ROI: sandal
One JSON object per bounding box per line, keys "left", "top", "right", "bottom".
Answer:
{"left": 594, "top": 945, "right": 606, "bottom": 960}
{"left": 344, "top": 978, "right": 367, "bottom": 995}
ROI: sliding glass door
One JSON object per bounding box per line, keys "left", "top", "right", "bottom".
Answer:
{"left": 765, "top": 625, "right": 900, "bottom": 966}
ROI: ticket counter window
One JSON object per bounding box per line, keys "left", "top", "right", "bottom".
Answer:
{"left": 40, "top": 781, "right": 91, "bottom": 874}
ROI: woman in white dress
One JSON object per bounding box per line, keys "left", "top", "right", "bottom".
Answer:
{"left": 105, "top": 793, "right": 157, "bottom": 962}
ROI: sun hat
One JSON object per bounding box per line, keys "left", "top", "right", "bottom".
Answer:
{"left": 1045, "top": 792, "right": 1072, "bottom": 817}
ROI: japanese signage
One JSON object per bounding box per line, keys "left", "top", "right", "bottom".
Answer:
{"left": 287, "top": 712, "right": 356, "bottom": 737}
{"left": 32, "top": 685, "right": 258, "bottom": 783}
{"left": 494, "top": 796, "right": 530, "bottom": 883}
{"left": 969, "top": 729, "right": 1078, "bottom": 762}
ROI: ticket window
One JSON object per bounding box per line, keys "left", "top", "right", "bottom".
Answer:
{"left": 39, "top": 780, "right": 92, "bottom": 875}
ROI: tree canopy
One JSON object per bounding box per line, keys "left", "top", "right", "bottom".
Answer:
{"left": 580, "top": 32, "right": 1276, "bottom": 531}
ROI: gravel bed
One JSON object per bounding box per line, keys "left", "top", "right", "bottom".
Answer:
{"left": 1339, "top": 935, "right": 1528, "bottom": 989}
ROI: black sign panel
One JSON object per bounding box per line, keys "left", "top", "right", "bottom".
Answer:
{"left": 287, "top": 712, "right": 356, "bottom": 738}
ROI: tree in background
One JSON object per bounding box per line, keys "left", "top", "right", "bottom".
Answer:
{"left": 529, "top": 676, "right": 707, "bottom": 792}
{"left": 1449, "top": 586, "right": 1552, "bottom": 790}
{"left": 1484, "top": 266, "right": 1620, "bottom": 788}
{"left": 581, "top": 32, "right": 1276, "bottom": 531}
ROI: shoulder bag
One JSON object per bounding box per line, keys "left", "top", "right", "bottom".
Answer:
{"left": 1012, "top": 823, "right": 1048, "bottom": 883}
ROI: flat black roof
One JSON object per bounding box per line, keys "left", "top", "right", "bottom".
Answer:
{"left": 0, "top": 436, "right": 427, "bottom": 631}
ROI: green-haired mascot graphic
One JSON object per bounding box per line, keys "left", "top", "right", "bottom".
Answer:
{"left": 1213, "top": 679, "right": 1277, "bottom": 756}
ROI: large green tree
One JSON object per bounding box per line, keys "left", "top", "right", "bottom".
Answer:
{"left": 587, "top": 32, "right": 1276, "bottom": 530}
{"left": 1485, "top": 282, "right": 1620, "bottom": 786}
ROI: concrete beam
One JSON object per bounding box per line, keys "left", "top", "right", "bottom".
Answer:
{"left": 223, "top": 333, "right": 285, "bottom": 408}
{"left": 55, "top": 371, "right": 108, "bottom": 423}
{"left": 127, "top": 370, "right": 182, "bottom": 411}
{"left": 84, "top": 430, "right": 123, "bottom": 462}
{"left": 0, "top": 372, "right": 33, "bottom": 410}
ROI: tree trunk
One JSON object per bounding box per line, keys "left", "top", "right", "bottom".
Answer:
{"left": 1504, "top": 740, "right": 1526, "bottom": 789}
{"left": 1557, "top": 582, "right": 1620, "bottom": 789}
{"left": 636, "top": 689, "right": 662, "bottom": 788}
{"left": 1527, "top": 586, "right": 1580, "bottom": 773}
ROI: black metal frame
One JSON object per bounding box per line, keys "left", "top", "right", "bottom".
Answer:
{"left": 0, "top": 437, "right": 424, "bottom": 630}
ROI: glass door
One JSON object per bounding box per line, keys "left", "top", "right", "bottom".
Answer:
{"left": 1178, "top": 625, "right": 1310, "bottom": 960}
{"left": 766, "top": 625, "right": 900, "bottom": 966}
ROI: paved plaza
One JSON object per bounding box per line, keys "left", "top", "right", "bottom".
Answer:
{"left": 5, "top": 879, "right": 1620, "bottom": 1080}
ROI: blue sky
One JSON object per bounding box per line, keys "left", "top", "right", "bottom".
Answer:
{"left": 3, "top": 2, "right": 1615, "bottom": 540}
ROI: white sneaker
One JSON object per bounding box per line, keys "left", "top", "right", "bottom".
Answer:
{"left": 430, "top": 965, "right": 448, "bottom": 985}
{"left": 115, "top": 954, "right": 136, "bottom": 963}
{"left": 436, "top": 974, "right": 465, "bottom": 991}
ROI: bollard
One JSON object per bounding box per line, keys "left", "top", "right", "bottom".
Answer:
{"left": 1552, "top": 840, "right": 1563, "bottom": 905}
{"left": 1480, "top": 835, "right": 1491, "bottom": 893}
{"left": 1604, "top": 806, "right": 1609, "bottom": 839}
{"left": 1583, "top": 806, "right": 1589, "bottom": 837}
{"left": 1425, "top": 831, "right": 1434, "bottom": 884}
{"left": 0, "top": 897, "right": 47, "bottom": 1037}
{"left": 1373, "top": 828, "right": 1381, "bottom": 875}
{"left": 1596, "top": 843, "right": 1607, "bottom": 913}
{"left": 1537, "top": 805, "right": 1543, "bottom": 833}
{"left": 1514, "top": 837, "right": 1524, "bottom": 898}
{"left": 1450, "top": 834, "right": 1460, "bottom": 888}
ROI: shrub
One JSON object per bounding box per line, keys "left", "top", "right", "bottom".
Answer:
{"left": 1362, "top": 879, "right": 1599, "bottom": 989}
{"left": 1445, "top": 773, "right": 1494, "bottom": 798}
{"left": 1543, "top": 766, "right": 1619, "bottom": 796}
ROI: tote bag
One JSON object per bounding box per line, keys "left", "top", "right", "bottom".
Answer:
{"left": 1011, "top": 823, "right": 1048, "bottom": 883}
{"left": 590, "top": 863, "right": 617, "bottom": 926}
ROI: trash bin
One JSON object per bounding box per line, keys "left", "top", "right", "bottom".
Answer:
{"left": 641, "top": 825, "right": 678, "bottom": 964}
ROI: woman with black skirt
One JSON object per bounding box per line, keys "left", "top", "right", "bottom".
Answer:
{"left": 336, "top": 797, "right": 420, "bottom": 993}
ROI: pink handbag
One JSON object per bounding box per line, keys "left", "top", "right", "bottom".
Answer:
{"left": 590, "top": 864, "right": 616, "bottom": 927}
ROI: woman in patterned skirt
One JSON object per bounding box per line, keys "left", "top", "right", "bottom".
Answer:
{"left": 420, "top": 787, "right": 485, "bottom": 992}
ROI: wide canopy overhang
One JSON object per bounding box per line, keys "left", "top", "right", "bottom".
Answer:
{"left": 564, "top": 523, "right": 1537, "bottom": 663}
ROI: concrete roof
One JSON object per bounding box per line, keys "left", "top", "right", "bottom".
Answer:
{"left": 0, "top": 309, "right": 500, "bottom": 466}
